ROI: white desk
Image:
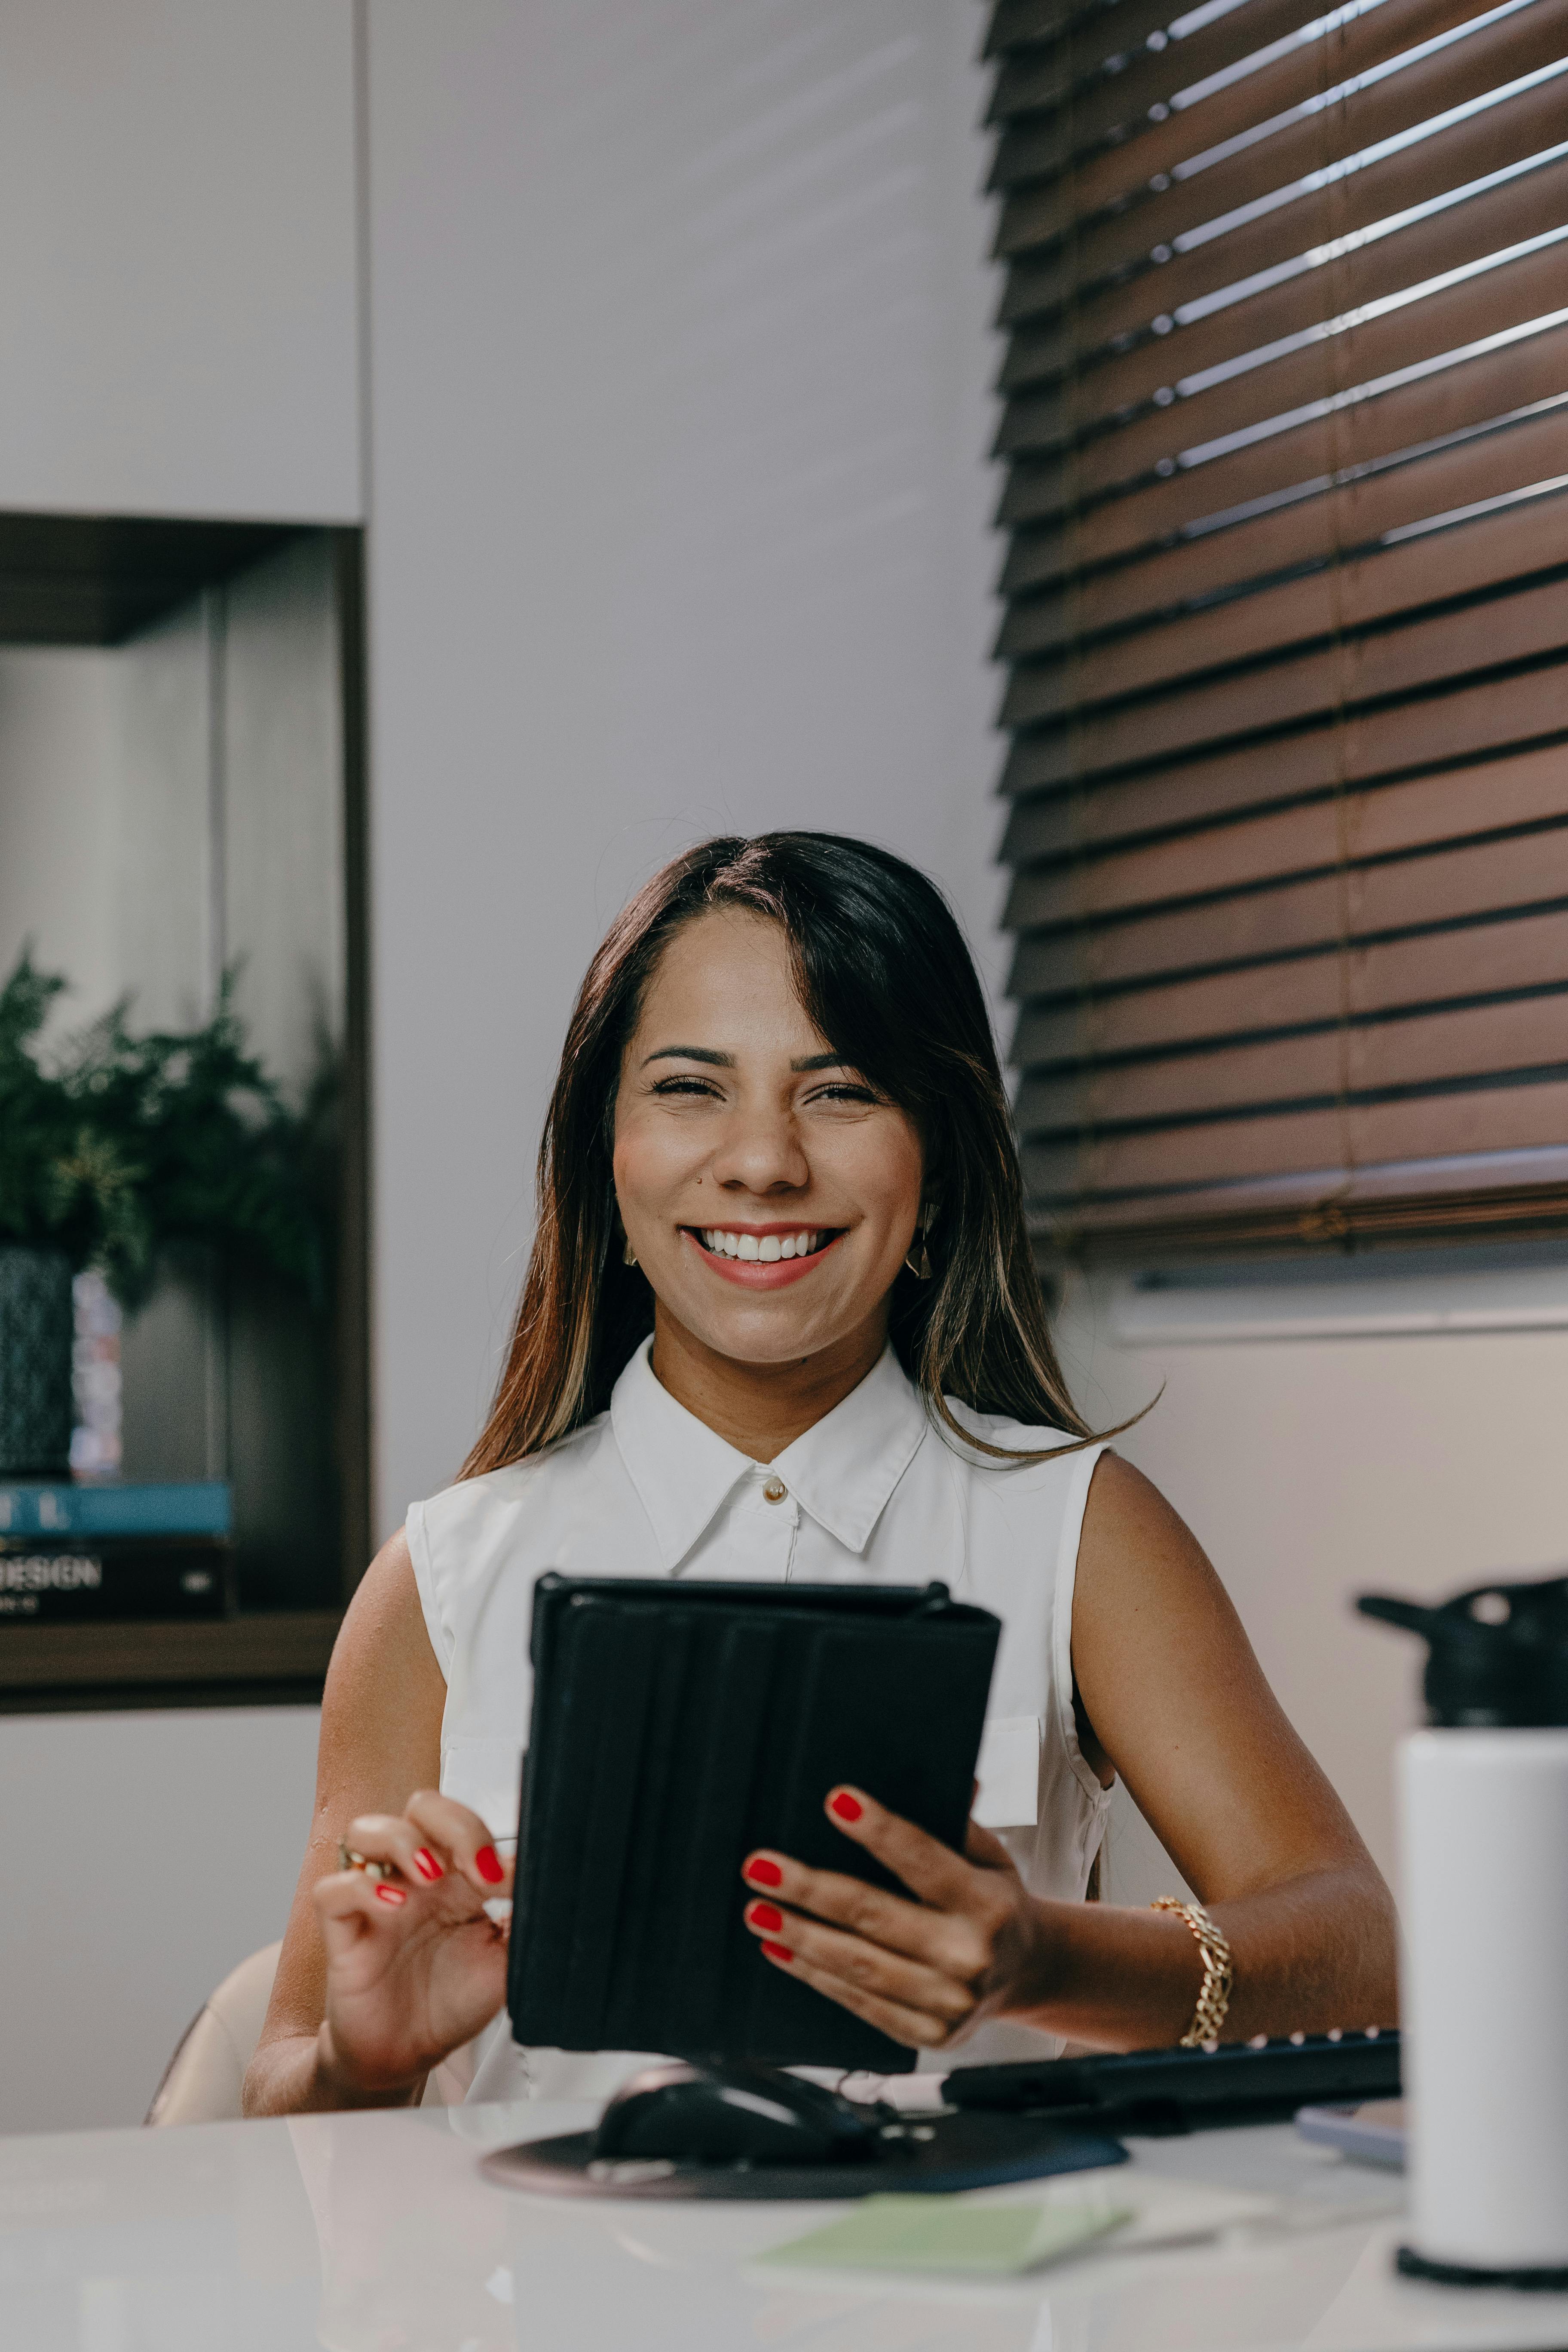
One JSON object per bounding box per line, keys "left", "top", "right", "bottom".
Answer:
{"left": 4, "top": 2100, "right": 1568, "bottom": 2351}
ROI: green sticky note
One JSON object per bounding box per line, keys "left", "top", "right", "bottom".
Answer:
{"left": 756, "top": 2193, "right": 1132, "bottom": 2277}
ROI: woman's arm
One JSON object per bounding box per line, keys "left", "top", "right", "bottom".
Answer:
{"left": 738, "top": 1452, "right": 1398, "bottom": 2051}
{"left": 1059, "top": 1449, "right": 1396, "bottom": 2040}
{"left": 243, "top": 1533, "right": 513, "bottom": 2114}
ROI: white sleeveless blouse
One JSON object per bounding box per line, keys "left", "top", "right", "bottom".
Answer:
{"left": 407, "top": 1337, "right": 1111, "bottom": 2102}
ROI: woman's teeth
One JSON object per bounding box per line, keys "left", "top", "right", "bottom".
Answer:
{"left": 700, "top": 1229, "right": 824, "bottom": 1262}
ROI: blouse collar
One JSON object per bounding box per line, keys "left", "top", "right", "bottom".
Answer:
{"left": 609, "top": 1335, "right": 929, "bottom": 1571}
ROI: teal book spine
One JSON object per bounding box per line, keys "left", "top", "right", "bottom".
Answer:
{"left": 0, "top": 1481, "right": 232, "bottom": 1540}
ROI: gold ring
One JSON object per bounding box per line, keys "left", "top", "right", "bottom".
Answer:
{"left": 337, "top": 1841, "right": 396, "bottom": 1884}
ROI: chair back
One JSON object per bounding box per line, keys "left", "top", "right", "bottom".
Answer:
{"left": 145, "top": 1942, "right": 282, "bottom": 2125}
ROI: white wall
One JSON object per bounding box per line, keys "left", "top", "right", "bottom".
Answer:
{"left": 0, "top": 563, "right": 334, "bottom": 1052}
{"left": 0, "top": 1707, "right": 319, "bottom": 2134}
{"left": 114, "top": 603, "right": 215, "bottom": 1034}
{"left": 223, "top": 536, "right": 348, "bottom": 1093}
{"left": 0, "top": 649, "right": 122, "bottom": 1032}
{"left": 365, "top": 0, "right": 1001, "bottom": 1531}
{"left": 0, "top": 0, "right": 361, "bottom": 521}
{"left": 1059, "top": 1274, "right": 1568, "bottom": 1898}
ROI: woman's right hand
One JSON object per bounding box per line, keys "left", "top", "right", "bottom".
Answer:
{"left": 311, "top": 1791, "right": 513, "bottom": 2103}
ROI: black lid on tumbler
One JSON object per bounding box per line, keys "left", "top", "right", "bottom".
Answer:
{"left": 1358, "top": 1573, "right": 1568, "bottom": 1727}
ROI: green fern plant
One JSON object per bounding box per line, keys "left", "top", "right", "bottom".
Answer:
{"left": 0, "top": 950, "right": 328, "bottom": 1307}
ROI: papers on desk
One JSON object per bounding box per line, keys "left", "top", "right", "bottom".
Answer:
{"left": 755, "top": 2174, "right": 1403, "bottom": 2280}
{"left": 757, "top": 2193, "right": 1132, "bottom": 2277}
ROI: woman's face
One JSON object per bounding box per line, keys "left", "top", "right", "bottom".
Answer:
{"left": 613, "top": 909, "right": 924, "bottom": 1370}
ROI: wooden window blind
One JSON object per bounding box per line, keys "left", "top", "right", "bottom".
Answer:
{"left": 986, "top": 0, "right": 1568, "bottom": 1257}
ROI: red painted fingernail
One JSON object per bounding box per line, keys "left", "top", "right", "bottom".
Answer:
{"left": 413, "top": 1848, "right": 443, "bottom": 1882}
{"left": 744, "top": 1856, "right": 783, "bottom": 1887}
{"left": 748, "top": 1902, "right": 784, "bottom": 1932}
{"left": 375, "top": 1883, "right": 407, "bottom": 1906}
{"left": 830, "top": 1791, "right": 863, "bottom": 1823}
{"left": 760, "top": 1940, "right": 793, "bottom": 1963}
{"left": 475, "top": 1845, "right": 504, "bottom": 1886}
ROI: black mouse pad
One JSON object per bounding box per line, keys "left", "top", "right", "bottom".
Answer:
{"left": 509, "top": 1576, "right": 1001, "bottom": 2074}
{"left": 481, "top": 2111, "right": 1128, "bottom": 2201}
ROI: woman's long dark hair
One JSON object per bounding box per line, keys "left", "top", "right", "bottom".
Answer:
{"left": 461, "top": 833, "right": 1095, "bottom": 1475}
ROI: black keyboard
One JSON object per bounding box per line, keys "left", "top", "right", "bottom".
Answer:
{"left": 946, "top": 2030, "right": 1399, "bottom": 2133}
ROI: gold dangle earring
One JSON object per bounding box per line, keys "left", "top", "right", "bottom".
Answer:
{"left": 904, "top": 1212, "right": 932, "bottom": 1281}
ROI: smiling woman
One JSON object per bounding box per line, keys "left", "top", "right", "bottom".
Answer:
{"left": 243, "top": 833, "right": 1396, "bottom": 2119}
{"left": 459, "top": 832, "right": 1090, "bottom": 1475}
{"left": 607, "top": 900, "right": 928, "bottom": 1452}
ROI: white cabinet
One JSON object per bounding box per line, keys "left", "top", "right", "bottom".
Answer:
{"left": 0, "top": 0, "right": 360, "bottom": 521}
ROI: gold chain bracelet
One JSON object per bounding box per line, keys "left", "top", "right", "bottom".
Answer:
{"left": 1152, "top": 1897, "right": 1234, "bottom": 2047}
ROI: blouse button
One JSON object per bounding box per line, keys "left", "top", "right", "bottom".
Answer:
{"left": 762, "top": 1477, "right": 788, "bottom": 1504}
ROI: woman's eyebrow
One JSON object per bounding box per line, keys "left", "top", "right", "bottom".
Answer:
{"left": 640, "top": 1045, "right": 734, "bottom": 1069}
{"left": 639, "top": 1046, "right": 848, "bottom": 1072}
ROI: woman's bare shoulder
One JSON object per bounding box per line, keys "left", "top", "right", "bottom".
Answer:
{"left": 1074, "top": 1450, "right": 1241, "bottom": 1647}
{"left": 1081, "top": 1448, "right": 1196, "bottom": 1543}
{"left": 315, "top": 1531, "right": 447, "bottom": 1799}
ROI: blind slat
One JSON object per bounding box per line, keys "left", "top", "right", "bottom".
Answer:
{"left": 998, "top": 240, "right": 1568, "bottom": 496}
{"left": 997, "top": 0, "right": 1568, "bottom": 270}
{"left": 1000, "top": 175, "right": 1568, "bottom": 455}
{"left": 999, "top": 651, "right": 1568, "bottom": 823}
{"left": 1006, "top": 740, "right": 1568, "bottom": 928}
{"left": 986, "top": 0, "right": 1289, "bottom": 129}
{"left": 1023, "top": 1078, "right": 1568, "bottom": 1197}
{"left": 986, "top": 0, "right": 1568, "bottom": 1253}
{"left": 1008, "top": 818, "right": 1568, "bottom": 999}
{"left": 1002, "top": 81, "right": 1568, "bottom": 414}
{"left": 985, "top": 0, "right": 1088, "bottom": 60}
{"left": 989, "top": 0, "right": 1475, "bottom": 155}
{"left": 998, "top": 481, "right": 1568, "bottom": 699}
{"left": 1011, "top": 905, "right": 1568, "bottom": 1064}
{"left": 997, "top": 407, "right": 1568, "bottom": 656}
{"left": 1001, "top": 712, "right": 1568, "bottom": 867}
{"left": 999, "top": 566, "right": 1568, "bottom": 759}
{"left": 1018, "top": 987, "right": 1568, "bottom": 1133}
{"left": 998, "top": 325, "right": 1568, "bottom": 581}
{"left": 992, "top": 0, "right": 1416, "bottom": 178}
{"left": 994, "top": 0, "right": 1562, "bottom": 281}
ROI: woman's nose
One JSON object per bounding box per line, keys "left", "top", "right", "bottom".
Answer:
{"left": 709, "top": 1106, "right": 809, "bottom": 1194}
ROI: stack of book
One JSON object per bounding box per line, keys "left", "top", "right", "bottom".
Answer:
{"left": 0, "top": 1481, "right": 234, "bottom": 1622}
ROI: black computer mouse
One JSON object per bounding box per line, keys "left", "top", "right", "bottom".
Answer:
{"left": 593, "top": 2061, "right": 887, "bottom": 2167}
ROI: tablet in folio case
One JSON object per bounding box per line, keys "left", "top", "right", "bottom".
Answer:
{"left": 507, "top": 1576, "right": 1001, "bottom": 2075}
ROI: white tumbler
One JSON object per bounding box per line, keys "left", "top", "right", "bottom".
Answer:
{"left": 1363, "top": 1573, "right": 1568, "bottom": 2289}
{"left": 1400, "top": 1728, "right": 1568, "bottom": 2281}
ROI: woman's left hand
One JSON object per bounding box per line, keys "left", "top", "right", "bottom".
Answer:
{"left": 739, "top": 1785, "right": 1054, "bottom": 2049}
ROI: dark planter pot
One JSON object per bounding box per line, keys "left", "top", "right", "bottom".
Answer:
{"left": 0, "top": 1245, "right": 74, "bottom": 1478}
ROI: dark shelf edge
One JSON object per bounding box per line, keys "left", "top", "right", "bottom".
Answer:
{"left": 0, "top": 1609, "right": 341, "bottom": 1713}
{"left": 0, "top": 1678, "right": 330, "bottom": 1715}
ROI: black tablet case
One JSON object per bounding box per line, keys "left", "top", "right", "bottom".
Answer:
{"left": 507, "top": 1575, "right": 1001, "bottom": 2074}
